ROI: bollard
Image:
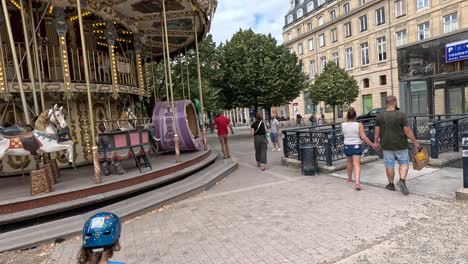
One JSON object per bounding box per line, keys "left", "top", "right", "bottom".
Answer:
{"left": 462, "top": 132, "right": 468, "bottom": 189}
{"left": 457, "top": 132, "right": 468, "bottom": 200}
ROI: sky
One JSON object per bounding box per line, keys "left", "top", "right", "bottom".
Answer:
{"left": 210, "top": 0, "right": 289, "bottom": 45}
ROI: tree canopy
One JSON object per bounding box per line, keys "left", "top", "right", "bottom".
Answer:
{"left": 214, "top": 29, "right": 308, "bottom": 109}
{"left": 309, "top": 61, "right": 359, "bottom": 121}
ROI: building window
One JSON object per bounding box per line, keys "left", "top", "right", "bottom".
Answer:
{"left": 360, "top": 42, "right": 369, "bottom": 66}
{"left": 330, "top": 28, "right": 337, "bottom": 43}
{"left": 318, "top": 0, "right": 325, "bottom": 6}
{"left": 394, "top": 0, "right": 406, "bottom": 18}
{"left": 299, "top": 0, "right": 304, "bottom": 4}
{"left": 308, "top": 38, "right": 315, "bottom": 51}
{"left": 298, "top": 43, "right": 304, "bottom": 55}
{"left": 362, "top": 95, "right": 373, "bottom": 114}
{"left": 301, "top": 61, "right": 304, "bottom": 72}
{"left": 297, "top": 9, "right": 304, "bottom": 18}
{"left": 307, "top": 22, "right": 312, "bottom": 32}
{"left": 363, "top": 78, "right": 370, "bottom": 88}
{"left": 297, "top": 27, "right": 303, "bottom": 36}
{"left": 332, "top": 52, "right": 339, "bottom": 66}
{"left": 359, "top": 0, "right": 366, "bottom": 6}
{"left": 319, "top": 34, "right": 325, "bottom": 47}
{"left": 310, "top": 60, "right": 316, "bottom": 79}
{"left": 330, "top": 10, "right": 336, "bottom": 20}
{"left": 307, "top": 2, "right": 315, "bottom": 12}
{"left": 289, "top": 0, "right": 295, "bottom": 10}
{"left": 320, "top": 56, "right": 327, "bottom": 73}
{"left": 417, "top": 0, "right": 429, "bottom": 10}
{"left": 289, "top": 48, "right": 294, "bottom": 54}
{"left": 443, "top": 13, "right": 458, "bottom": 33}
{"left": 343, "top": 2, "right": 350, "bottom": 14}
{"left": 318, "top": 16, "right": 324, "bottom": 26}
{"left": 417, "top": 22, "right": 430, "bottom": 40}
{"left": 359, "top": 15, "right": 368, "bottom": 32}
{"left": 409, "top": 81, "right": 428, "bottom": 114}
{"left": 380, "top": 92, "right": 387, "bottom": 107}
{"left": 395, "top": 30, "right": 407, "bottom": 46}
{"left": 287, "top": 15, "right": 293, "bottom": 24}
{"left": 344, "top": 22, "right": 352, "bottom": 38}
{"left": 380, "top": 75, "right": 387, "bottom": 85}
{"left": 377, "top": 37, "right": 387, "bottom": 62}
{"left": 345, "top": 47, "right": 353, "bottom": 70}
{"left": 376, "top": 7, "right": 385, "bottom": 25}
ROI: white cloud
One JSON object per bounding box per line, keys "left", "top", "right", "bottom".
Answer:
{"left": 209, "top": 0, "right": 289, "bottom": 45}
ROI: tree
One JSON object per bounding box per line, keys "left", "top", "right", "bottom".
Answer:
{"left": 214, "top": 29, "right": 308, "bottom": 111}
{"left": 309, "top": 61, "right": 359, "bottom": 123}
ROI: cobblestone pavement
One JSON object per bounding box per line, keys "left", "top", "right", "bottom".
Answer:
{"left": 1, "top": 129, "right": 467, "bottom": 264}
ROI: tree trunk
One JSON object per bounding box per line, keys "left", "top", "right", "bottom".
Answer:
{"left": 333, "top": 104, "right": 336, "bottom": 123}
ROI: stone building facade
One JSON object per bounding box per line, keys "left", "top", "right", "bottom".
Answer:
{"left": 283, "top": 0, "right": 468, "bottom": 118}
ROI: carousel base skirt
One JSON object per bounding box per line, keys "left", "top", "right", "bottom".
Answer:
{"left": 0, "top": 148, "right": 212, "bottom": 224}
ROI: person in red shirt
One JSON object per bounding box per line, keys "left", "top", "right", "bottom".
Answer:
{"left": 214, "top": 113, "right": 234, "bottom": 159}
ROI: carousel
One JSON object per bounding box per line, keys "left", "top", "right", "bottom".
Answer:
{"left": 0, "top": 0, "right": 217, "bottom": 218}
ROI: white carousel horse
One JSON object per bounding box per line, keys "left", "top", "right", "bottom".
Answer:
{"left": 0, "top": 104, "right": 74, "bottom": 164}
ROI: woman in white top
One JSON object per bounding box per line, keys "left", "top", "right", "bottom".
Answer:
{"left": 341, "top": 108, "right": 375, "bottom": 190}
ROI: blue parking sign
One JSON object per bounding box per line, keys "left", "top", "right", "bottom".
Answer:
{"left": 446, "top": 39, "right": 468, "bottom": 63}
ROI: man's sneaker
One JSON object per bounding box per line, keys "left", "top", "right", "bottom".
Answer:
{"left": 397, "top": 180, "right": 409, "bottom": 195}
{"left": 385, "top": 183, "right": 396, "bottom": 191}
{"left": 277, "top": 148, "right": 281, "bottom": 152}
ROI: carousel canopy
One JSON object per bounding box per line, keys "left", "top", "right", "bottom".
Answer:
{"left": 48, "top": 0, "right": 217, "bottom": 56}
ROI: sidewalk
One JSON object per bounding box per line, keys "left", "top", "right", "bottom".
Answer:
{"left": 328, "top": 160, "right": 463, "bottom": 200}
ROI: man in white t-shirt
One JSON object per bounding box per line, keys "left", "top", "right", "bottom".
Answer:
{"left": 270, "top": 115, "right": 281, "bottom": 152}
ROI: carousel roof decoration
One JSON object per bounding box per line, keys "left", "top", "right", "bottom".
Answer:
{"left": 48, "top": 0, "right": 218, "bottom": 57}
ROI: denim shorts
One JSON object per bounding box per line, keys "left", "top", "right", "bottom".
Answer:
{"left": 270, "top": 132, "right": 278, "bottom": 143}
{"left": 344, "top": 144, "right": 363, "bottom": 157}
{"left": 383, "top": 149, "right": 409, "bottom": 168}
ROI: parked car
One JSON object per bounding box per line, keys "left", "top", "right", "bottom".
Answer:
{"left": 356, "top": 108, "right": 384, "bottom": 123}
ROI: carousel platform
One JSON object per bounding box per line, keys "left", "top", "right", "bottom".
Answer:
{"left": 0, "top": 150, "right": 237, "bottom": 252}
{"left": 0, "top": 148, "right": 221, "bottom": 225}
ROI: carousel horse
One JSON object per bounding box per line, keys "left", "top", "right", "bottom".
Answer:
{"left": 0, "top": 104, "right": 74, "bottom": 164}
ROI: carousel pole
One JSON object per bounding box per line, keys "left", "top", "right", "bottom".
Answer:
{"left": 180, "top": 54, "right": 185, "bottom": 99}
{"left": 2, "top": 0, "right": 31, "bottom": 125}
{"left": 150, "top": 49, "right": 157, "bottom": 104}
{"left": 162, "top": 0, "right": 180, "bottom": 162}
{"left": 19, "top": 0, "right": 39, "bottom": 116}
{"left": 193, "top": 16, "right": 207, "bottom": 150}
{"left": 29, "top": 0, "right": 45, "bottom": 111}
{"left": 76, "top": 0, "right": 101, "bottom": 184}
{"left": 161, "top": 27, "right": 169, "bottom": 101}
{"left": 185, "top": 47, "right": 190, "bottom": 101}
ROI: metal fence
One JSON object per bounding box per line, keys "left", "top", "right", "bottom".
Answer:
{"left": 283, "top": 114, "right": 468, "bottom": 165}
{"left": 282, "top": 121, "right": 377, "bottom": 166}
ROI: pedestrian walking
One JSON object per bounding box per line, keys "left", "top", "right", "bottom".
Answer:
{"left": 296, "top": 114, "right": 303, "bottom": 127}
{"left": 318, "top": 114, "right": 325, "bottom": 125}
{"left": 309, "top": 114, "right": 316, "bottom": 126}
{"left": 270, "top": 114, "right": 281, "bottom": 152}
{"left": 342, "top": 108, "right": 375, "bottom": 190}
{"left": 214, "top": 112, "right": 234, "bottom": 159}
{"left": 251, "top": 112, "right": 268, "bottom": 171}
{"left": 78, "top": 212, "right": 124, "bottom": 264}
{"left": 374, "top": 96, "right": 420, "bottom": 195}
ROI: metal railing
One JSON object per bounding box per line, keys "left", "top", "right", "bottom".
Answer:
{"left": 282, "top": 120, "right": 377, "bottom": 166}
{"left": 95, "top": 118, "right": 152, "bottom": 133}
{"left": 429, "top": 116, "right": 468, "bottom": 159}
{"left": 283, "top": 114, "right": 468, "bottom": 165}
{"left": 4, "top": 42, "right": 139, "bottom": 87}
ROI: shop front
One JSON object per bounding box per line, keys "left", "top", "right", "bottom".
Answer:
{"left": 398, "top": 30, "right": 468, "bottom": 115}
